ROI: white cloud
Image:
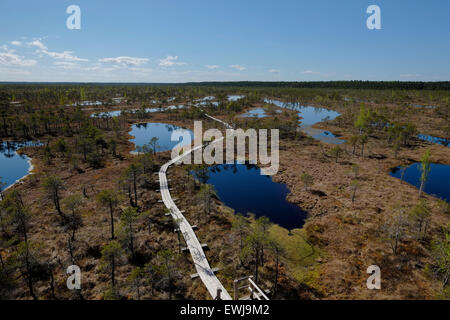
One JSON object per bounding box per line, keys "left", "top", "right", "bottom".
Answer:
{"left": 84, "top": 64, "right": 102, "bottom": 71}
{"left": 99, "top": 56, "right": 149, "bottom": 67}
{"left": 27, "top": 40, "right": 48, "bottom": 51}
{"left": 27, "top": 39, "right": 87, "bottom": 62}
{"left": 230, "top": 64, "right": 246, "bottom": 71}
{"left": 206, "top": 65, "right": 220, "bottom": 69}
{"left": 43, "top": 50, "right": 88, "bottom": 62}
{"left": 268, "top": 69, "right": 280, "bottom": 73}
{"left": 11, "top": 41, "right": 22, "bottom": 46}
{"left": 0, "top": 52, "right": 36, "bottom": 67}
{"left": 159, "top": 56, "right": 187, "bottom": 67}
{"left": 302, "top": 70, "right": 314, "bottom": 74}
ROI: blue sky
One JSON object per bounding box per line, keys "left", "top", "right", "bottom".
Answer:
{"left": 0, "top": 0, "right": 449, "bottom": 82}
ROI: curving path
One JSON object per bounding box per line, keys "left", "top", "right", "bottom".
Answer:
{"left": 158, "top": 110, "right": 233, "bottom": 300}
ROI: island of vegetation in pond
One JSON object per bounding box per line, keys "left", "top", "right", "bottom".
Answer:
{"left": 240, "top": 108, "right": 271, "bottom": 118}
{"left": 263, "top": 98, "right": 345, "bottom": 144}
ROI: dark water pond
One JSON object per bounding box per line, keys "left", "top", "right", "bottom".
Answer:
{"left": 129, "top": 122, "right": 193, "bottom": 153}
{"left": 390, "top": 163, "right": 450, "bottom": 201}
{"left": 264, "top": 99, "right": 345, "bottom": 144}
{"left": 191, "top": 163, "right": 307, "bottom": 230}
{"left": 0, "top": 141, "right": 41, "bottom": 189}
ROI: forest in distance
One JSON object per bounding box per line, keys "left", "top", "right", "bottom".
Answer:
{"left": 2, "top": 80, "right": 450, "bottom": 90}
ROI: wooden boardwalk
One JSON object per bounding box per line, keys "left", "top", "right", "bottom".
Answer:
{"left": 204, "top": 114, "right": 234, "bottom": 129}
{"left": 157, "top": 110, "right": 233, "bottom": 300}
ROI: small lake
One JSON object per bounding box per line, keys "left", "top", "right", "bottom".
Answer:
{"left": 264, "top": 99, "right": 345, "bottom": 144}
{"left": 191, "top": 163, "right": 308, "bottom": 230}
{"left": 68, "top": 100, "right": 103, "bottom": 107}
{"left": 197, "top": 101, "right": 219, "bottom": 107}
{"left": 196, "top": 96, "right": 215, "bottom": 101}
{"left": 91, "top": 110, "right": 123, "bottom": 118}
{"left": 196, "top": 95, "right": 245, "bottom": 105}
{"left": 228, "top": 95, "right": 245, "bottom": 101}
{"left": 390, "top": 163, "right": 450, "bottom": 201}
{"left": 302, "top": 126, "right": 345, "bottom": 145}
{"left": 0, "top": 141, "right": 41, "bottom": 189}
{"left": 197, "top": 96, "right": 244, "bottom": 107}
{"left": 129, "top": 122, "right": 193, "bottom": 153}
{"left": 195, "top": 96, "right": 218, "bottom": 107}
{"left": 240, "top": 108, "right": 282, "bottom": 118}
{"left": 417, "top": 134, "right": 449, "bottom": 147}
{"left": 91, "top": 105, "right": 186, "bottom": 118}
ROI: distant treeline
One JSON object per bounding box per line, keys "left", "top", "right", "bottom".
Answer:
{"left": 1, "top": 81, "right": 449, "bottom": 90}
{"left": 181, "top": 81, "right": 450, "bottom": 90}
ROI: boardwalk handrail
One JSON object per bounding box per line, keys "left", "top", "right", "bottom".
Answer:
{"left": 233, "top": 275, "right": 270, "bottom": 300}
{"left": 248, "top": 278, "right": 270, "bottom": 300}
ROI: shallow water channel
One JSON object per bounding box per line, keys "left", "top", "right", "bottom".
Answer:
{"left": 264, "top": 99, "right": 345, "bottom": 144}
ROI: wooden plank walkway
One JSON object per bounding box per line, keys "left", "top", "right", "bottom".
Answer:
{"left": 204, "top": 114, "right": 234, "bottom": 129}
{"left": 157, "top": 109, "right": 233, "bottom": 300}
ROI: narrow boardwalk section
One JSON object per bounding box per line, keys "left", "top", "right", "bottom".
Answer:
{"left": 158, "top": 111, "right": 233, "bottom": 300}
{"left": 204, "top": 114, "right": 233, "bottom": 129}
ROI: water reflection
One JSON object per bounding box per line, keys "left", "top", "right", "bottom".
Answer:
{"left": 390, "top": 163, "right": 450, "bottom": 201}
{"left": 129, "top": 122, "right": 193, "bottom": 153}
{"left": 0, "top": 141, "right": 41, "bottom": 189}
{"left": 191, "top": 163, "right": 308, "bottom": 230}
{"left": 228, "top": 95, "right": 245, "bottom": 101}
{"left": 264, "top": 99, "right": 345, "bottom": 144}
{"left": 417, "top": 134, "right": 449, "bottom": 147}
{"left": 91, "top": 105, "right": 186, "bottom": 118}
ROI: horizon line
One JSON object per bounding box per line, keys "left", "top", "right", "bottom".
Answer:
{"left": 1, "top": 80, "right": 449, "bottom": 85}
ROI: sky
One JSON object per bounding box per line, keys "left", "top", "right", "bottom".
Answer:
{"left": 0, "top": 0, "right": 449, "bottom": 83}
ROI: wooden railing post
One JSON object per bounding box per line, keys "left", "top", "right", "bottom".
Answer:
{"left": 215, "top": 288, "right": 222, "bottom": 300}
